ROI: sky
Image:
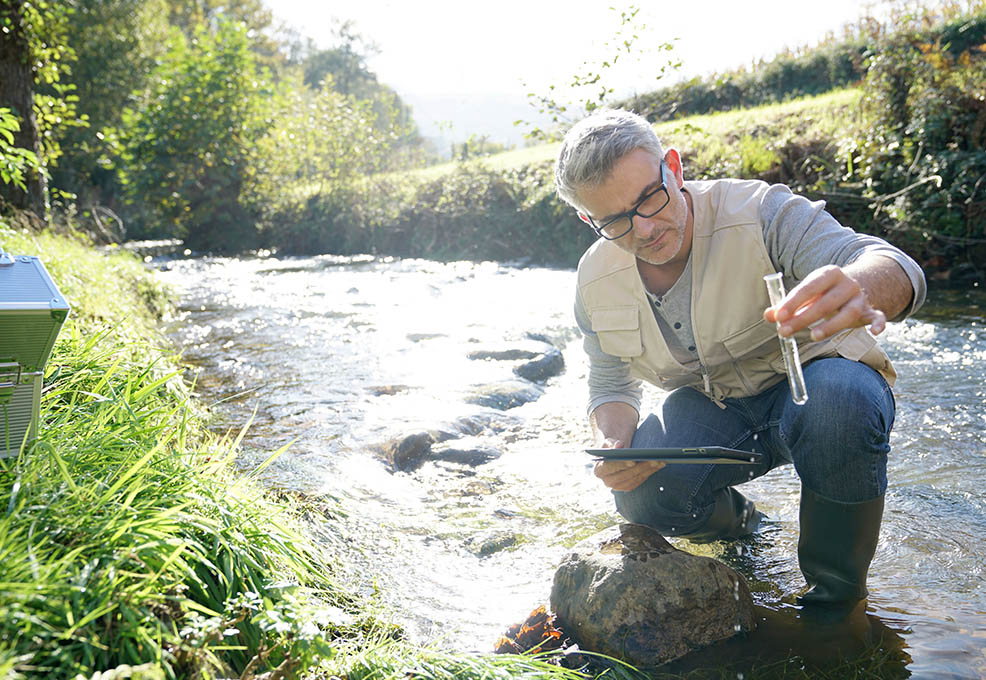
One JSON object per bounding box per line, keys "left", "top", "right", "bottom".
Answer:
{"left": 263, "top": 0, "right": 882, "bottom": 147}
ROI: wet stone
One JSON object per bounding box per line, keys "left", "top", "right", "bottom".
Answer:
{"left": 367, "top": 384, "right": 411, "bottom": 396}
{"left": 465, "top": 380, "right": 544, "bottom": 410}
{"left": 430, "top": 440, "right": 502, "bottom": 466}
{"left": 468, "top": 348, "right": 541, "bottom": 361}
{"left": 377, "top": 431, "right": 434, "bottom": 471}
{"left": 550, "top": 523, "right": 755, "bottom": 668}
{"left": 459, "top": 480, "right": 496, "bottom": 496}
{"left": 465, "top": 531, "right": 520, "bottom": 557}
{"left": 513, "top": 347, "right": 565, "bottom": 383}
{"left": 429, "top": 412, "right": 523, "bottom": 442}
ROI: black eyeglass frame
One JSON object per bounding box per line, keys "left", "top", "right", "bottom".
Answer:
{"left": 584, "top": 162, "right": 671, "bottom": 240}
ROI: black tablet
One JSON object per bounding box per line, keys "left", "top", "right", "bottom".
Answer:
{"left": 585, "top": 447, "right": 765, "bottom": 465}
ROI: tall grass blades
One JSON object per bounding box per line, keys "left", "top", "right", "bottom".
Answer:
{"left": 0, "top": 223, "right": 352, "bottom": 678}
{"left": 0, "top": 320, "right": 348, "bottom": 678}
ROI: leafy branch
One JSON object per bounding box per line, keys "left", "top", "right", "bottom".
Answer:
{"left": 516, "top": 4, "right": 679, "bottom": 142}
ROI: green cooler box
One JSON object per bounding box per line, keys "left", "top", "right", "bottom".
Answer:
{"left": 0, "top": 250, "right": 70, "bottom": 458}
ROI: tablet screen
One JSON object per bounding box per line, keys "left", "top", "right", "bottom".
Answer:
{"left": 585, "top": 447, "right": 764, "bottom": 465}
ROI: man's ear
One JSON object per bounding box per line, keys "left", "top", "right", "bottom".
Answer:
{"left": 577, "top": 212, "right": 592, "bottom": 225}
{"left": 664, "top": 148, "right": 685, "bottom": 187}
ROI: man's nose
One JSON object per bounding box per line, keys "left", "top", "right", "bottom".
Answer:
{"left": 632, "top": 215, "right": 657, "bottom": 238}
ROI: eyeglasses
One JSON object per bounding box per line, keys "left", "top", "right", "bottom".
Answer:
{"left": 584, "top": 162, "right": 671, "bottom": 240}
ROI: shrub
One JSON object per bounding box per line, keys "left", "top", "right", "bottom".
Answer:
{"left": 851, "top": 36, "right": 986, "bottom": 270}
{"left": 116, "top": 19, "right": 269, "bottom": 250}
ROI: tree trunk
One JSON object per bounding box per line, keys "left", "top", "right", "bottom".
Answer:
{"left": 0, "top": 0, "right": 47, "bottom": 217}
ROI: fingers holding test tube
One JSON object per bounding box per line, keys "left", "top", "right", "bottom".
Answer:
{"left": 763, "top": 265, "right": 887, "bottom": 342}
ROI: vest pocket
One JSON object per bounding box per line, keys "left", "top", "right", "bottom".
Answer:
{"left": 591, "top": 305, "right": 643, "bottom": 359}
{"left": 722, "top": 318, "right": 779, "bottom": 359}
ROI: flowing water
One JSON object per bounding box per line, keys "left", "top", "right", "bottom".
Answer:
{"left": 156, "top": 253, "right": 986, "bottom": 679}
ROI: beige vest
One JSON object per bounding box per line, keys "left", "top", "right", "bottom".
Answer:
{"left": 577, "top": 179, "right": 896, "bottom": 401}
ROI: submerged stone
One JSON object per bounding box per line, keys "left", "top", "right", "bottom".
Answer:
{"left": 468, "top": 348, "right": 541, "bottom": 361}
{"left": 513, "top": 347, "right": 565, "bottom": 383}
{"left": 550, "top": 523, "right": 755, "bottom": 668}
{"left": 429, "top": 412, "right": 523, "bottom": 442}
{"left": 465, "top": 380, "right": 544, "bottom": 410}
{"left": 378, "top": 431, "right": 434, "bottom": 471}
{"left": 367, "top": 384, "right": 411, "bottom": 396}
{"left": 430, "top": 439, "right": 502, "bottom": 466}
{"left": 465, "top": 530, "right": 520, "bottom": 557}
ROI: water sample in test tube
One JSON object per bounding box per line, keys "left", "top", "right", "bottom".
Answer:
{"left": 764, "top": 273, "right": 809, "bottom": 405}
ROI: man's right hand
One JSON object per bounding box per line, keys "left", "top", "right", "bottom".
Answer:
{"left": 592, "top": 437, "right": 665, "bottom": 492}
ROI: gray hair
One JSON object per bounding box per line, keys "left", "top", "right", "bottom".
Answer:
{"left": 554, "top": 109, "right": 664, "bottom": 211}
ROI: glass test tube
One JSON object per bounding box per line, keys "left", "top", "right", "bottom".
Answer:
{"left": 763, "top": 273, "right": 809, "bottom": 405}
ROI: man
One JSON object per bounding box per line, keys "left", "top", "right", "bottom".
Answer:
{"left": 555, "top": 109, "right": 926, "bottom": 607}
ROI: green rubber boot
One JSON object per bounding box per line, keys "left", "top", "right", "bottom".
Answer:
{"left": 797, "top": 486, "right": 885, "bottom": 606}
{"left": 682, "top": 487, "right": 763, "bottom": 543}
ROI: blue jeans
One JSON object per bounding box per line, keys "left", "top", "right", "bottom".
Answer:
{"left": 613, "top": 358, "right": 896, "bottom": 536}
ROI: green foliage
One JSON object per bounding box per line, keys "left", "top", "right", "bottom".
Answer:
{"left": 302, "top": 20, "right": 379, "bottom": 96}
{"left": 0, "top": 108, "right": 42, "bottom": 192}
{"left": 618, "top": 4, "right": 986, "bottom": 123}
{"left": 166, "top": 0, "right": 282, "bottom": 71}
{"left": 116, "top": 19, "right": 270, "bottom": 250}
{"left": 52, "top": 0, "right": 171, "bottom": 202}
{"left": 330, "top": 641, "right": 595, "bottom": 680}
{"left": 737, "top": 134, "right": 781, "bottom": 176}
{"left": 451, "top": 134, "right": 514, "bottom": 161}
{"left": 266, "top": 160, "right": 593, "bottom": 265}
{"left": 299, "top": 22, "right": 426, "bottom": 166}
{"left": 848, "top": 32, "right": 986, "bottom": 268}
{"left": 620, "top": 39, "right": 870, "bottom": 121}
{"left": 14, "top": 0, "right": 87, "bottom": 171}
{"left": 250, "top": 78, "right": 396, "bottom": 195}
{"left": 246, "top": 75, "right": 409, "bottom": 252}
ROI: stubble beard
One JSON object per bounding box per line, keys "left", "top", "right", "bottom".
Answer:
{"left": 631, "top": 225, "right": 685, "bottom": 266}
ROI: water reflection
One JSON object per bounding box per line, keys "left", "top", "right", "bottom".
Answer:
{"left": 157, "top": 255, "right": 986, "bottom": 677}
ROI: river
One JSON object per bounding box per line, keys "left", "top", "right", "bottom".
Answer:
{"left": 156, "top": 253, "right": 986, "bottom": 679}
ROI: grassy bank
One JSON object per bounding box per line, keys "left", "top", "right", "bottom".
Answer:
{"left": 0, "top": 219, "right": 353, "bottom": 678}
{"left": 260, "top": 89, "right": 884, "bottom": 266}
{"left": 267, "top": 90, "right": 866, "bottom": 266}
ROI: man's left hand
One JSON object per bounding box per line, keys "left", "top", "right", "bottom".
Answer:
{"left": 764, "top": 265, "right": 886, "bottom": 342}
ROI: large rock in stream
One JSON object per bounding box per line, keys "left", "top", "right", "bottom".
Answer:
{"left": 513, "top": 347, "right": 564, "bottom": 383}
{"left": 374, "top": 414, "right": 519, "bottom": 471}
{"left": 467, "top": 339, "right": 566, "bottom": 384}
{"left": 550, "top": 523, "right": 755, "bottom": 668}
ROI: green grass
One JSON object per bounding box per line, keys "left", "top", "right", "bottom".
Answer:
{"left": 653, "top": 88, "right": 863, "bottom": 180}
{"left": 390, "top": 88, "right": 862, "bottom": 184}
{"left": 0, "top": 220, "right": 360, "bottom": 678}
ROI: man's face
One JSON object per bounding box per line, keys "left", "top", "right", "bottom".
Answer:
{"left": 576, "top": 148, "right": 691, "bottom": 267}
